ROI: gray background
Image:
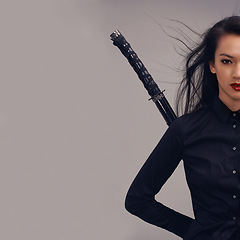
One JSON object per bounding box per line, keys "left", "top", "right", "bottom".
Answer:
{"left": 0, "top": 0, "right": 239, "bottom": 239}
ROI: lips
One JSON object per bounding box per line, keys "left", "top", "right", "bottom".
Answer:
{"left": 231, "top": 83, "right": 240, "bottom": 91}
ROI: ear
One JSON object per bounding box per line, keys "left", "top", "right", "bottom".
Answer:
{"left": 209, "top": 61, "right": 216, "bottom": 74}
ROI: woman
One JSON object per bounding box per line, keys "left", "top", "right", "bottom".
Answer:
{"left": 125, "top": 16, "right": 240, "bottom": 240}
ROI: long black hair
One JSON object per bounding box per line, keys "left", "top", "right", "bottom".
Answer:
{"left": 176, "top": 16, "right": 240, "bottom": 115}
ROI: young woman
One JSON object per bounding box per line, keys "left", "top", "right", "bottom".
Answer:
{"left": 125, "top": 16, "right": 240, "bottom": 240}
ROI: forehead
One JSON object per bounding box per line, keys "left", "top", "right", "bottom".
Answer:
{"left": 216, "top": 34, "right": 240, "bottom": 55}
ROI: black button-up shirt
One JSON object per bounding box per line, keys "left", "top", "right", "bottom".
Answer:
{"left": 125, "top": 97, "right": 240, "bottom": 240}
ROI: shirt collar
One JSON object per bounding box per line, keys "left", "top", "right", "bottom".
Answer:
{"left": 212, "top": 97, "right": 233, "bottom": 123}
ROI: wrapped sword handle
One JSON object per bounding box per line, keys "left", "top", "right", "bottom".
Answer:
{"left": 110, "top": 29, "right": 177, "bottom": 126}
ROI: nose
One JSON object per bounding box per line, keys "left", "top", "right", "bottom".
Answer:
{"left": 233, "top": 63, "right": 240, "bottom": 79}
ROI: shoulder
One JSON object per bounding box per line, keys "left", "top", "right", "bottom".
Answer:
{"left": 177, "top": 106, "right": 210, "bottom": 125}
{"left": 171, "top": 106, "right": 212, "bottom": 136}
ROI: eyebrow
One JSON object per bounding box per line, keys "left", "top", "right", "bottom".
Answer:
{"left": 219, "top": 53, "right": 234, "bottom": 58}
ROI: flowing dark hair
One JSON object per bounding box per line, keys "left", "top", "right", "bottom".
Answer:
{"left": 176, "top": 16, "right": 240, "bottom": 115}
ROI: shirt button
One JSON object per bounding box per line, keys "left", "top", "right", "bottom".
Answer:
{"left": 233, "top": 124, "right": 237, "bottom": 128}
{"left": 233, "top": 147, "right": 237, "bottom": 151}
{"left": 233, "top": 195, "right": 237, "bottom": 199}
{"left": 233, "top": 113, "right": 237, "bottom": 117}
{"left": 233, "top": 216, "right": 237, "bottom": 220}
{"left": 233, "top": 170, "right": 237, "bottom": 174}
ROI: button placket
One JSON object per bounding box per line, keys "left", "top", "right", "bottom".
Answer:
{"left": 225, "top": 113, "right": 239, "bottom": 224}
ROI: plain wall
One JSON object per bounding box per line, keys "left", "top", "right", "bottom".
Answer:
{"left": 0, "top": 0, "right": 239, "bottom": 239}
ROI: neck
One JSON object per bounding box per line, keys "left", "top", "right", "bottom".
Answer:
{"left": 218, "top": 95, "right": 240, "bottom": 112}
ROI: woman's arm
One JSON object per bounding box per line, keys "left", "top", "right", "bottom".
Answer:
{"left": 125, "top": 119, "right": 193, "bottom": 238}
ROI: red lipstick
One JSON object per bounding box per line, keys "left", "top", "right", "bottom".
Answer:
{"left": 231, "top": 83, "right": 240, "bottom": 91}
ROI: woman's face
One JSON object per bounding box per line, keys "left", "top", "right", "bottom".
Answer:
{"left": 210, "top": 34, "right": 240, "bottom": 111}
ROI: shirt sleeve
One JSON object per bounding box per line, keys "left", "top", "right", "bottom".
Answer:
{"left": 125, "top": 118, "right": 193, "bottom": 238}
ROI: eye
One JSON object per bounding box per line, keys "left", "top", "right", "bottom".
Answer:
{"left": 221, "top": 59, "right": 232, "bottom": 64}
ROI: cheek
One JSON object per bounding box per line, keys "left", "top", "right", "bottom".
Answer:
{"left": 215, "top": 68, "right": 229, "bottom": 80}
{"left": 215, "top": 73, "right": 225, "bottom": 87}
